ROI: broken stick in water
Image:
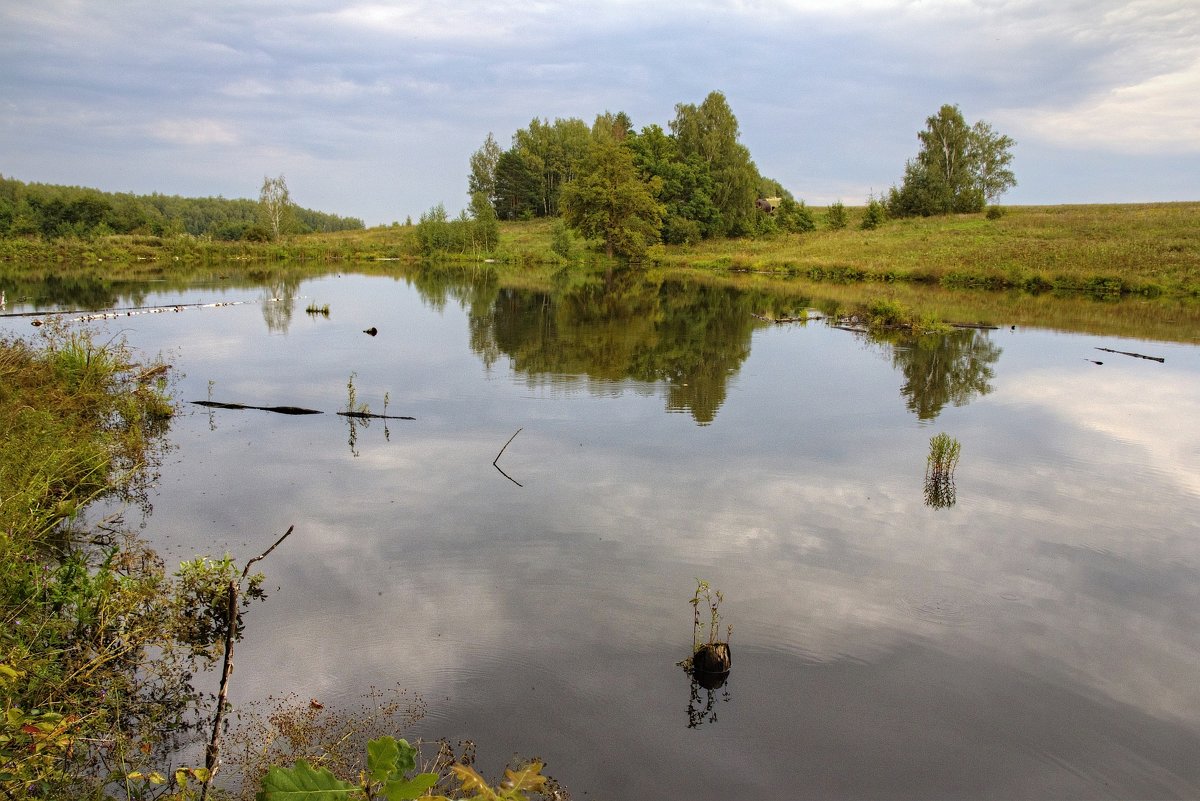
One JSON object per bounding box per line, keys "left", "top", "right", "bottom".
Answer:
{"left": 493, "top": 427, "right": 524, "bottom": 487}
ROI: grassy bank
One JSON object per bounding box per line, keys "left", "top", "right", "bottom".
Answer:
{"left": 0, "top": 323, "right": 184, "bottom": 796}
{"left": 648, "top": 202, "right": 1200, "bottom": 299}
{"left": 6, "top": 204, "right": 1197, "bottom": 300}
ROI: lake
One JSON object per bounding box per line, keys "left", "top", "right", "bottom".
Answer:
{"left": 4, "top": 265, "right": 1200, "bottom": 799}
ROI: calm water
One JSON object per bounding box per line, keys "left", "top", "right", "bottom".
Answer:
{"left": 5, "top": 267, "right": 1200, "bottom": 799}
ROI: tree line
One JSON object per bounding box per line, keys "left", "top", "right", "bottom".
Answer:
{"left": 432, "top": 93, "right": 1016, "bottom": 260}
{"left": 0, "top": 174, "right": 364, "bottom": 242}
{"left": 455, "top": 91, "right": 819, "bottom": 259}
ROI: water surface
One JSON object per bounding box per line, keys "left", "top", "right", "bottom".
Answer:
{"left": 4, "top": 267, "right": 1199, "bottom": 799}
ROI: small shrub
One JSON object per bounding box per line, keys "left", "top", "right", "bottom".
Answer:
{"left": 550, "top": 219, "right": 573, "bottom": 258}
{"left": 826, "top": 201, "right": 847, "bottom": 230}
{"left": 861, "top": 196, "right": 887, "bottom": 230}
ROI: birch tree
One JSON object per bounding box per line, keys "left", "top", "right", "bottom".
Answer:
{"left": 258, "top": 174, "right": 293, "bottom": 240}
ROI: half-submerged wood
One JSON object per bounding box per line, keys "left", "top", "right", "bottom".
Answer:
{"left": 691, "top": 642, "right": 732, "bottom": 689}
{"left": 693, "top": 642, "right": 732, "bottom": 674}
{"left": 192, "top": 400, "right": 323, "bottom": 415}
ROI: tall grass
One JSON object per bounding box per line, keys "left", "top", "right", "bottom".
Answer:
{"left": 649, "top": 203, "right": 1200, "bottom": 299}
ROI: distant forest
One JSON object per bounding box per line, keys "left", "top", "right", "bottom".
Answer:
{"left": 0, "top": 174, "right": 364, "bottom": 241}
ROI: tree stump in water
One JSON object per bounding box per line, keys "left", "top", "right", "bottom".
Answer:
{"left": 692, "top": 642, "right": 732, "bottom": 686}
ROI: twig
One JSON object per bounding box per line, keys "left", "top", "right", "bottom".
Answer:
{"left": 243, "top": 524, "right": 295, "bottom": 579}
{"left": 201, "top": 525, "right": 294, "bottom": 801}
{"left": 493, "top": 428, "right": 524, "bottom": 487}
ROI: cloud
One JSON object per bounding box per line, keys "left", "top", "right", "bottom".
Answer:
{"left": 2, "top": 0, "right": 1198, "bottom": 223}
{"left": 998, "top": 366, "right": 1200, "bottom": 497}
{"left": 1012, "top": 59, "right": 1200, "bottom": 153}
{"left": 148, "top": 118, "right": 239, "bottom": 147}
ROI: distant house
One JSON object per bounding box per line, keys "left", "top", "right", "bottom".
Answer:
{"left": 755, "top": 196, "right": 782, "bottom": 213}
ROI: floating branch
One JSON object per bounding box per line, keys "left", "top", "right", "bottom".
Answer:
{"left": 493, "top": 427, "right": 524, "bottom": 487}
{"left": 336, "top": 411, "right": 415, "bottom": 420}
{"left": 1096, "top": 347, "right": 1164, "bottom": 363}
{"left": 191, "top": 400, "right": 323, "bottom": 415}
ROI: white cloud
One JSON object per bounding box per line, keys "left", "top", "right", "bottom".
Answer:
{"left": 148, "top": 118, "right": 239, "bottom": 147}
{"left": 1011, "top": 59, "right": 1200, "bottom": 153}
{"left": 999, "top": 367, "right": 1200, "bottom": 497}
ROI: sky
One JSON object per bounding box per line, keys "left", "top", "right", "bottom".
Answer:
{"left": 2, "top": 0, "right": 1198, "bottom": 227}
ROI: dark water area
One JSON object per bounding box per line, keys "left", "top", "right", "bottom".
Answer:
{"left": 4, "top": 266, "right": 1200, "bottom": 799}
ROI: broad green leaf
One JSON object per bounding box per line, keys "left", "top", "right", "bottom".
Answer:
{"left": 367, "top": 736, "right": 418, "bottom": 784}
{"left": 256, "top": 759, "right": 359, "bottom": 801}
{"left": 384, "top": 771, "right": 438, "bottom": 801}
{"left": 367, "top": 736, "right": 400, "bottom": 784}
{"left": 393, "top": 738, "right": 418, "bottom": 775}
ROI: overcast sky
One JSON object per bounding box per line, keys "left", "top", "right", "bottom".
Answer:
{"left": 2, "top": 1, "right": 1198, "bottom": 226}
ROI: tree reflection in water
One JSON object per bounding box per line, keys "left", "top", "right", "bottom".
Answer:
{"left": 457, "top": 267, "right": 773, "bottom": 425}
{"left": 409, "top": 263, "right": 1004, "bottom": 426}
{"left": 882, "top": 328, "right": 1001, "bottom": 420}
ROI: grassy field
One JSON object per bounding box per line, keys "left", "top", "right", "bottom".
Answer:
{"left": 2, "top": 203, "right": 1198, "bottom": 299}
{"left": 648, "top": 203, "right": 1200, "bottom": 299}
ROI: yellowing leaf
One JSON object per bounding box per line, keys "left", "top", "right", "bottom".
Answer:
{"left": 450, "top": 764, "right": 498, "bottom": 800}
{"left": 501, "top": 762, "right": 546, "bottom": 794}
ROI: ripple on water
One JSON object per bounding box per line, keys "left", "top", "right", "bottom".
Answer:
{"left": 897, "top": 592, "right": 992, "bottom": 627}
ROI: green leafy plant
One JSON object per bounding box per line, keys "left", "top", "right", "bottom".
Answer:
{"left": 688, "top": 579, "right": 731, "bottom": 653}
{"left": 345, "top": 373, "right": 370, "bottom": 416}
{"left": 256, "top": 736, "right": 550, "bottom": 801}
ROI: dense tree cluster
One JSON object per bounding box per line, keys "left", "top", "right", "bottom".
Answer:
{"left": 887, "top": 104, "right": 1016, "bottom": 217}
{"left": 0, "top": 174, "right": 364, "bottom": 241}
{"left": 466, "top": 91, "right": 806, "bottom": 258}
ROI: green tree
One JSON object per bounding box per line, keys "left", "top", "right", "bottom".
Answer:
{"left": 888, "top": 104, "right": 1016, "bottom": 216}
{"left": 468, "top": 132, "right": 502, "bottom": 206}
{"left": 968, "top": 120, "right": 1017, "bottom": 204}
{"left": 258, "top": 174, "right": 294, "bottom": 240}
{"left": 670, "top": 91, "right": 760, "bottom": 237}
{"left": 592, "top": 110, "right": 634, "bottom": 141}
{"left": 512, "top": 117, "right": 591, "bottom": 217}
{"left": 469, "top": 191, "right": 499, "bottom": 252}
{"left": 627, "top": 124, "right": 720, "bottom": 244}
{"left": 493, "top": 150, "right": 542, "bottom": 220}
{"left": 559, "top": 135, "right": 665, "bottom": 259}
